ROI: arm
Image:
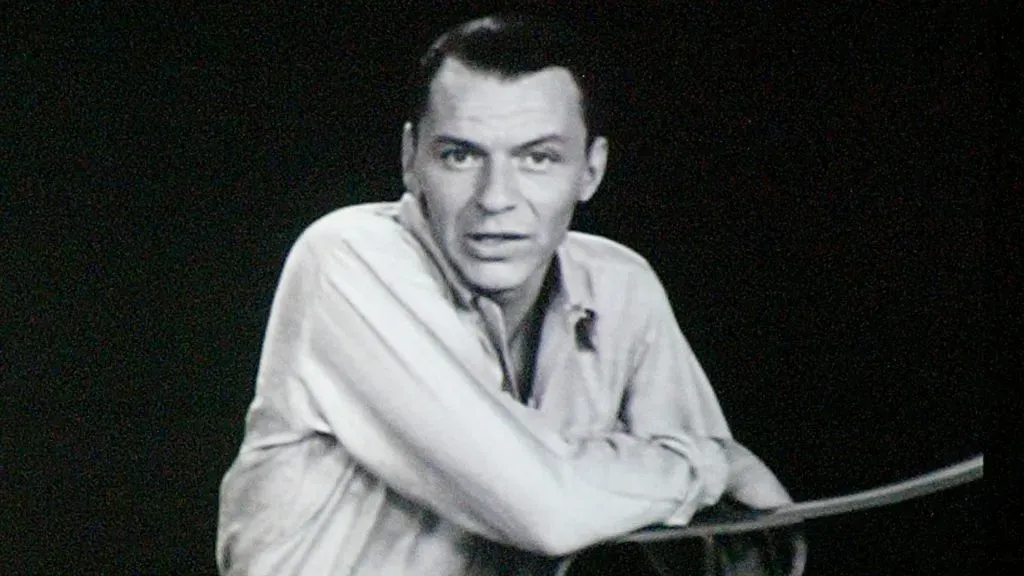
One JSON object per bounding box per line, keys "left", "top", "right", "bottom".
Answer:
{"left": 620, "top": 271, "right": 791, "bottom": 517}
{"left": 619, "top": 271, "right": 801, "bottom": 576}
{"left": 237, "top": 227, "right": 726, "bottom": 556}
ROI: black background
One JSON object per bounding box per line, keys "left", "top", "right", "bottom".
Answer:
{"left": 5, "top": 1, "right": 996, "bottom": 574}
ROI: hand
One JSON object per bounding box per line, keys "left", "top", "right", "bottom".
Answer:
{"left": 698, "top": 497, "right": 808, "bottom": 576}
{"left": 640, "top": 440, "right": 807, "bottom": 575}
{"left": 703, "top": 441, "right": 806, "bottom": 575}
{"left": 722, "top": 441, "right": 793, "bottom": 510}
{"left": 638, "top": 497, "right": 807, "bottom": 576}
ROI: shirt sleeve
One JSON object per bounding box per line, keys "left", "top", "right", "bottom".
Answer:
{"left": 228, "top": 223, "right": 723, "bottom": 557}
{"left": 620, "top": 270, "right": 733, "bottom": 524}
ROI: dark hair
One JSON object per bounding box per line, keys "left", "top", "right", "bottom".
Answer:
{"left": 407, "top": 14, "right": 603, "bottom": 146}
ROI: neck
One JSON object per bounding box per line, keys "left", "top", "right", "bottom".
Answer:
{"left": 484, "top": 261, "right": 555, "bottom": 339}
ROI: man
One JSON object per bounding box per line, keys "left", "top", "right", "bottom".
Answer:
{"left": 218, "top": 14, "right": 799, "bottom": 576}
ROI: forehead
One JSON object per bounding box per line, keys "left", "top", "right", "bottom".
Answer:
{"left": 423, "top": 57, "right": 586, "bottom": 142}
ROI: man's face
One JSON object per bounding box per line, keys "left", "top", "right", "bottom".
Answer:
{"left": 402, "top": 57, "right": 607, "bottom": 303}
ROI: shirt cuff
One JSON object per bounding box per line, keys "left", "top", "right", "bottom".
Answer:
{"left": 657, "top": 435, "right": 729, "bottom": 526}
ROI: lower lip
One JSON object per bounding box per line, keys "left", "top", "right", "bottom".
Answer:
{"left": 464, "top": 235, "right": 529, "bottom": 258}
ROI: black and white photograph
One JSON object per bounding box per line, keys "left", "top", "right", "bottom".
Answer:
{"left": 5, "top": 2, "right": 997, "bottom": 574}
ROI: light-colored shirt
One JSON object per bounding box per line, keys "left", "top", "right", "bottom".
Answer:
{"left": 217, "top": 193, "right": 733, "bottom": 575}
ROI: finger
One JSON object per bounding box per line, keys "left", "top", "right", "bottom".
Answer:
{"left": 763, "top": 529, "right": 780, "bottom": 570}
{"left": 638, "top": 545, "right": 676, "bottom": 576}
{"left": 716, "top": 541, "right": 734, "bottom": 576}
{"left": 717, "top": 534, "right": 761, "bottom": 576}
{"left": 704, "top": 536, "right": 718, "bottom": 576}
{"left": 788, "top": 531, "right": 808, "bottom": 576}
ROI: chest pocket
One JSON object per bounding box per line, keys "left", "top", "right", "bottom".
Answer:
{"left": 532, "top": 332, "right": 627, "bottom": 437}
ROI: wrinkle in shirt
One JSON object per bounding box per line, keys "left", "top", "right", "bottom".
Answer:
{"left": 217, "top": 194, "right": 732, "bottom": 575}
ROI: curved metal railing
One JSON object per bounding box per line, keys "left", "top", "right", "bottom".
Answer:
{"left": 555, "top": 454, "right": 983, "bottom": 574}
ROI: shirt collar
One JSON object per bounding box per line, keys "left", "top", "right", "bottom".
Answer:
{"left": 396, "top": 192, "right": 596, "bottom": 316}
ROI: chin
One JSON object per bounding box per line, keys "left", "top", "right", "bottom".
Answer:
{"left": 459, "top": 261, "right": 531, "bottom": 297}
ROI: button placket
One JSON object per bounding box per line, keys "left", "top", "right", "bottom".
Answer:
{"left": 473, "top": 296, "right": 521, "bottom": 401}
{"left": 455, "top": 305, "right": 506, "bottom": 392}
{"left": 530, "top": 305, "right": 597, "bottom": 411}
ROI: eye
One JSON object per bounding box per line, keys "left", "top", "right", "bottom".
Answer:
{"left": 520, "top": 150, "right": 561, "bottom": 172}
{"left": 440, "top": 148, "right": 484, "bottom": 170}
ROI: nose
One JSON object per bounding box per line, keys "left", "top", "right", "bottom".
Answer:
{"left": 474, "top": 156, "right": 518, "bottom": 213}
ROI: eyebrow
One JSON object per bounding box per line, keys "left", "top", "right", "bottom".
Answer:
{"left": 431, "top": 134, "right": 567, "bottom": 153}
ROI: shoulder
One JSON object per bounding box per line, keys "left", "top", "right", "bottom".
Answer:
{"left": 298, "top": 201, "right": 406, "bottom": 250}
{"left": 563, "top": 231, "right": 675, "bottom": 327}
{"left": 563, "top": 231, "right": 662, "bottom": 286}
{"left": 281, "top": 200, "right": 426, "bottom": 279}
{"left": 292, "top": 200, "right": 421, "bottom": 260}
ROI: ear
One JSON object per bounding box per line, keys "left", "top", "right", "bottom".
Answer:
{"left": 577, "top": 136, "right": 608, "bottom": 204}
{"left": 401, "top": 122, "right": 418, "bottom": 193}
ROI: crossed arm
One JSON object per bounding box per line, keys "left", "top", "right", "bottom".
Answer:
{"left": 221, "top": 223, "right": 785, "bottom": 564}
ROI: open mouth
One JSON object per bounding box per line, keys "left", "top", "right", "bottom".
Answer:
{"left": 468, "top": 233, "right": 528, "bottom": 242}
{"left": 464, "top": 233, "right": 530, "bottom": 258}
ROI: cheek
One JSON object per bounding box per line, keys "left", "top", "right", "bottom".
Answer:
{"left": 524, "top": 177, "right": 582, "bottom": 237}
{"left": 420, "top": 169, "right": 476, "bottom": 238}
{"left": 546, "top": 202, "right": 578, "bottom": 240}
